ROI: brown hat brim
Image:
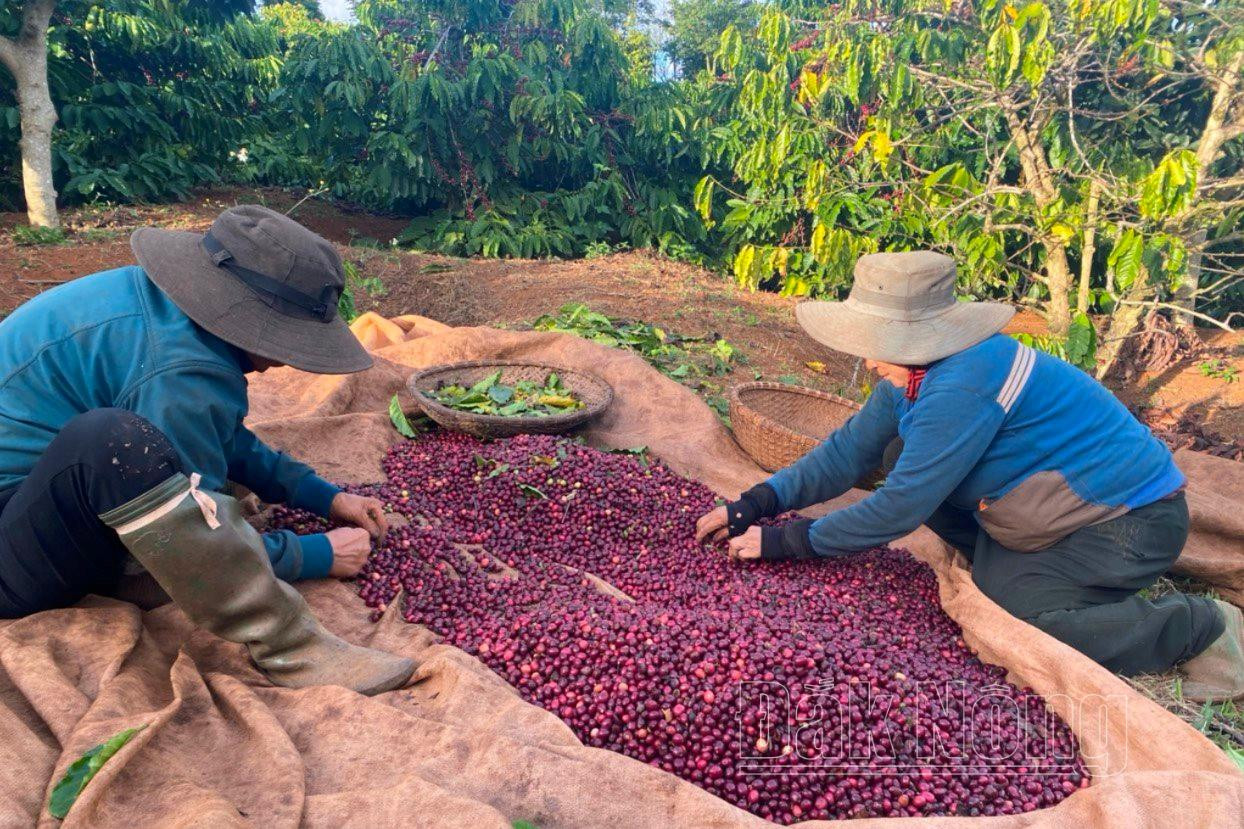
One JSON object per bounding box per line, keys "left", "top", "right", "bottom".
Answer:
{"left": 795, "top": 299, "right": 1015, "bottom": 364}
{"left": 132, "top": 227, "right": 373, "bottom": 375}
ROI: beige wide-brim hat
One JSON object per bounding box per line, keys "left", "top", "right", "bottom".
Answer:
{"left": 132, "top": 205, "right": 372, "bottom": 375}
{"left": 796, "top": 251, "right": 1014, "bottom": 365}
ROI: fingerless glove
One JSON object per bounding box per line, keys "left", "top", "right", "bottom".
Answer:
{"left": 725, "top": 482, "right": 781, "bottom": 537}
{"left": 760, "top": 518, "right": 815, "bottom": 561}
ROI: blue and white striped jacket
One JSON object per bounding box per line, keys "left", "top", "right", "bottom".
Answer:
{"left": 765, "top": 334, "right": 1185, "bottom": 554}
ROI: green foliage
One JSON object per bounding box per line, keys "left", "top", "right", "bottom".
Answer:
{"left": 11, "top": 224, "right": 67, "bottom": 245}
{"left": 688, "top": 0, "right": 1244, "bottom": 335}
{"left": 271, "top": 0, "right": 706, "bottom": 260}
{"left": 337, "top": 260, "right": 386, "bottom": 323}
{"left": 48, "top": 725, "right": 146, "bottom": 819}
{"left": 3, "top": 0, "right": 1238, "bottom": 349}
{"left": 0, "top": 2, "right": 282, "bottom": 207}
{"left": 664, "top": 0, "right": 759, "bottom": 74}
{"left": 1197, "top": 359, "right": 1239, "bottom": 383}
{"left": 1012, "top": 313, "right": 1097, "bottom": 371}
{"left": 425, "top": 370, "right": 587, "bottom": 417}
{"left": 531, "top": 302, "right": 740, "bottom": 386}
{"left": 389, "top": 393, "right": 419, "bottom": 437}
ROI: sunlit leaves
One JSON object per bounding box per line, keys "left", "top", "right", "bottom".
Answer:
{"left": 1140, "top": 150, "right": 1198, "bottom": 220}
{"left": 985, "top": 5, "right": 1052, "bottom": 90}
{"left": 715, "top": 25, "right": 743, "bottom": 72}
{"left": 853, "top": 127, "right": 894, "bottom": 166}
{"left": 693, "top": 176, "right": 716, "bottom": 226}
{"left": 1107, "top": 227, "right": 1146, "bottom": 291}
{"left": 986, "top": 20, "right": 1022, "bottom": 88}
{"left": 756, "top": 10, "right": 792, "bottom": 59}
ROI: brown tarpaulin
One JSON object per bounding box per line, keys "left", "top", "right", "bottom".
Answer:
{"left": 2, "top": 312, "right": 1241, "bottom": 828}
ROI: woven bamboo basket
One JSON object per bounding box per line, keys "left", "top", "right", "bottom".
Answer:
{"left": 729, "top": 381, "right": 866, "bottom": 473}
{"left": 409, "top": 360, "right": 613, "bottom": 439}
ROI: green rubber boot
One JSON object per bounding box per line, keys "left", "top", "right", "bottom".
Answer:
{"left": 102, "top": 473, "right": 414, "bottom": 696}
{"left": 1180, "top": 600, "right": 1244, "bottom": 702}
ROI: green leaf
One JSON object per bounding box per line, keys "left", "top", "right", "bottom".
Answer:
{"left": 513, "top": 821, "right": 539, "bottom": 829}
{"left": 517, "top": 483, "right": 547, "bottom": 499}
{"left": 1065, "top": 313, "right": 1097, "bottom": 370}
{"left": 488, "top": 384, "right": 515, "bottom": 404}
{"left": 693, "top": 176, "right": 715, "bottom": 226}
{"left": 49, "top": 725, "right": 147, "bottom": 819}
{"left": 389, "top": 394, "right": 417, "bottom": 438}
{"left": 468, "top": 370, "right": 503, "bottom": 395}
{"left": 1140, "top": 150, "right": 1198, "bottom": 220}
{"left": 1107, "top": 229, "right": 1146, "bottom": 291}
{"left": 1224, "top": 745, "right": 1244, "bottom": 774}
{"left": 986, "top": 23, "right": 1021, "bottom": 88}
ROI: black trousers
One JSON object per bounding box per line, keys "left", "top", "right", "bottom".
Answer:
{"left": 0, "top": 408, "right": 183, "bottom": 617}
{"left": 926, "top": 494, "right": 1225, "bottom": 675}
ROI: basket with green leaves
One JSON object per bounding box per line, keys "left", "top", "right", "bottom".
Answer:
{"left": 409, "top": 361, "right": 613, "bottom": 438}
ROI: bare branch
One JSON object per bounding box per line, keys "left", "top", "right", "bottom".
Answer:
{"left": 1114, "top": 299, "right": 1237, "bottom": 332}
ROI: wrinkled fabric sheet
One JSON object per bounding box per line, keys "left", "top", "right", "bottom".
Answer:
{"left": 2, "top": 312, "right": 1241, "bottom": 828}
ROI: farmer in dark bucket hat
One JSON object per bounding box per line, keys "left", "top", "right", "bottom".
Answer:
{"left": 0, "top": 205, "right": 413, "bottom": 695}
{"left": 696, "top": 251, "right": 1243, "bottom": 701}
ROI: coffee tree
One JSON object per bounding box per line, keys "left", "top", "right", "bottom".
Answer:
{"left": 694, "top": 0, "right": 1243, "bottom": 363}
{"left": 275, "top": 0, "right": 705, "bottom": 257}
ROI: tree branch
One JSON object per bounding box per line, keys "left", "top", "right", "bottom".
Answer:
{"left": 0, "top": 35, "right": 16, "bottom": 77}
{"left": 1114, "top": 299, "right": 1236, "bottom": 332}
{"left": 0, "top": 0, "right": 57, "bottom": 77}
{"left": 18, "top": 0, "right": 57, "bottom": 46}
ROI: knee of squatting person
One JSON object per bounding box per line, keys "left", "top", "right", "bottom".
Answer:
{"left": 0, "top": 205, "right": 413, "bottom": 696}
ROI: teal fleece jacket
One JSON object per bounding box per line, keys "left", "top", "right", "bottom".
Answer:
{"left": 0, "top": 266, "right": 337, "bottom": 580}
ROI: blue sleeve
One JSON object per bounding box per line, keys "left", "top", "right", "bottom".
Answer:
{"left": 765, "top": 383, "right": 901, "bottom": 511}
{"left": 118, "top": 364, "right": 335, "bottom": 581}
{"left": 263, "top": 530, "right": 334, "bottom": 581}
{"left": 805, "top": 387, "right": 1004, "bottom": 556}
{"left": 229, "top": 425, "right": 341, "bottom": 518}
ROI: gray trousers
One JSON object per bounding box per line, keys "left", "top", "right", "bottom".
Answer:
{"left": 926, "top": 493, "right": 1224, "bottom": 676}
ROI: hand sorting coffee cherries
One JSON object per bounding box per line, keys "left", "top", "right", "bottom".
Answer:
{"left": 271, "top": 432, "right": 1089, "bottom": 822}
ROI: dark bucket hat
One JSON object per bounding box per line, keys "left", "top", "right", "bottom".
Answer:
{"left": 131, "top": 205, "right": 372, "bottom": 374}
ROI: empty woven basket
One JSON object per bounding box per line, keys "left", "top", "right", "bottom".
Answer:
{"left": 729, "top": 382, "right": 864, "bottom": 473}
{"left": 409, "top": 360, "right": 613, "bottom": 439}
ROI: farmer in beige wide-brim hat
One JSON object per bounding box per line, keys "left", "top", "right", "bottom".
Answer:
{"left": 0, "top": 205, "right": 414, "bottom": 696}
{"left": 696, "top": 250, "right": 1243, "bottom": 700}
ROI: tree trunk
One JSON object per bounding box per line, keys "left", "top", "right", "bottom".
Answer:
{"left": 1094, "top": 271, "right": 1150, "bottom": 380}
{"left": 14, "top": 54, "right": 59, "bottom": 228}
{"left": 1002, "top": 104, "right": 1073, "bottom": 334}
{"left": 1043, "top": 242, "right": 1074, "bottom": 336}
{"left": 1172, "top": 47, "right": 1243, "bottom": 326}
{"left": 1077, "top": 180, "right": 1100, "bottom": 314}
{"left": 0, "top": 1, "right": 60, "bottom": 228}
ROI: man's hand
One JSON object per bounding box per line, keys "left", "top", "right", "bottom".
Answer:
{"left": 695, "top": 505, "right": 730, "bottom": 544}
{"left": 327, "top": 527, "right": 371, "bottom": 578}
{"left": 725, "top": 527, "right": 762, "bottom": 561}
{"left": 330, "top": 492, "right": 389, "bottom": 539}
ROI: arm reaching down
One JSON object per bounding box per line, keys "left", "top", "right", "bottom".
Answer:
{"left": 118, "top": 364, "right": 336, "bottom": 580}
{"left": 715, "top": 384, "right": 903, "bottom": 540}
{"left": 761, "top": 386, "right": 1004, "bottom": 560}
{"left": 765, "top": 383, "right": 902, "bottom": 512}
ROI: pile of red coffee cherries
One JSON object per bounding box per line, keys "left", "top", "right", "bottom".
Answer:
{"left": 271, "top": 432, "right": 1088, "bottom": 822}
